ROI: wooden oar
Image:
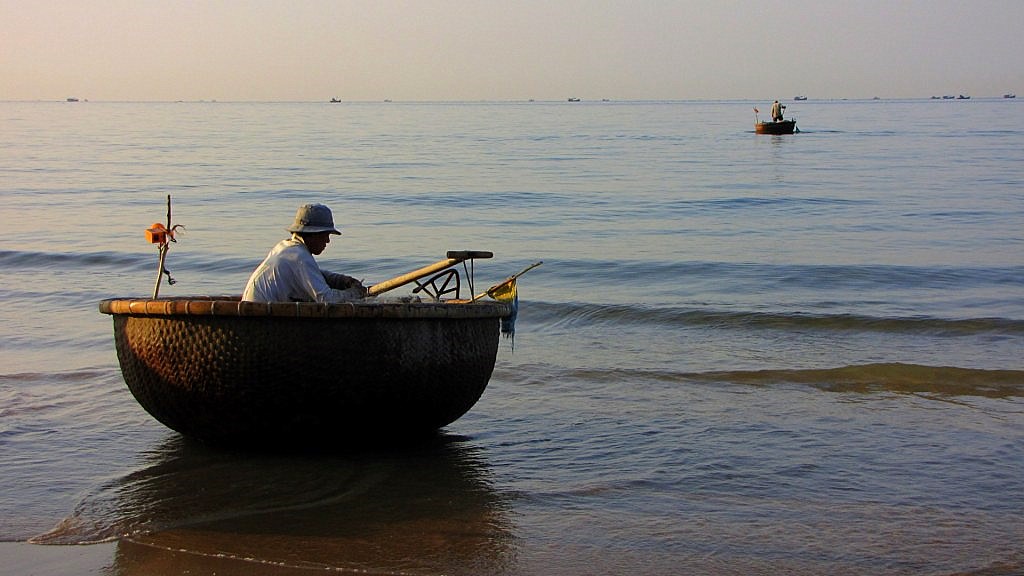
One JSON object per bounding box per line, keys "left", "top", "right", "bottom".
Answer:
{"left": 367, "top": 251, "right": 493, "bottom": 297}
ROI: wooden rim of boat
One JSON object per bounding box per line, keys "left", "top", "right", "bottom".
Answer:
{"left": 99, "top": 296, "right": 512, "bottom": 319}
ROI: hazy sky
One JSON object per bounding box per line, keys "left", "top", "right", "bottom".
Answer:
{"left": 3, "top": 0, "right": 1022, "bottom": 101}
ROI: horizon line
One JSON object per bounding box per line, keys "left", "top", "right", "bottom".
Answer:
{"left": 2, "top": 95, "right": 1015, "bottom": 105}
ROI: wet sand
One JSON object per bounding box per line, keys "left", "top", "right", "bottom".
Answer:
{"left": 2, "top": 541, "right": 335, "bottom": 576}
{"left": 1, "top": 542, "right": 115, "bottom": 576}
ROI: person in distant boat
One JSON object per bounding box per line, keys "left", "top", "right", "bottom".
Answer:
{"left": 242, "top": 203, "right": 368, "bottom": 303}
{"left": 771, "top": 100, "right": 786, "bottom": 122}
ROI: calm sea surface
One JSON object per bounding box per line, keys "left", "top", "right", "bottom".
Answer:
{"left": 1, "top": 99, "right": 1022, "bottom": 575}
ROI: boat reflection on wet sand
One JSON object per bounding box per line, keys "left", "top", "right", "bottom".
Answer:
{"left": 34, "top": 435, "right": 515, "bottom": 575}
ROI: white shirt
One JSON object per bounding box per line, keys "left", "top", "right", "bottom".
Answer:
{"left": 242, "top": 236, "right": 362, "bottom": 303}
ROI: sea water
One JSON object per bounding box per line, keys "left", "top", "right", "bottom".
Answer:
{"left": 1, "top": 99, "right": 1022, "bottom": 575}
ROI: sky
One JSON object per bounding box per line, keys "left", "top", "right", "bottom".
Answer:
{"left": 2, "top": 0, "right": 1023, "bottom": 102}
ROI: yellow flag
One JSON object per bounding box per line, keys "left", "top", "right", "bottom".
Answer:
{"left": 487, "top": 278, "right": 517, "bottom": 303}
{"left": 487, "top": 277, "right": 519, "bottom": 339}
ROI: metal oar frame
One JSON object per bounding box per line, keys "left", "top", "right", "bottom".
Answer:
{"left": 364, "top": 250, "right": 492, "bottom": 301}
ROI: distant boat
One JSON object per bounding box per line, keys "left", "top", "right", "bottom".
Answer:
{"left": 329, "top": 97, "right": 341, "bottom": 103}
{"left": 942, "top": 95, "right": 955, "bottom": 100}
{"left": 1004, "top": 93, "right": 1017, "bottom": 99}
{"left": 793, "top": 96, "right": 807, "bottom": 101}
{"left": 957, "top": 94, "right": 971, "bottom": 100}
{"left": 66, "top": 97, "right": 79, "bottom": 102}
{"left": 755, "top": 119, "right": 797, "bottom": 135}
{"left": 567, "top": 97, "right": 580, "bottom": 102}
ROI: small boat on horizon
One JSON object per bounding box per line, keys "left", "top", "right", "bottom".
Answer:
{"left": 793, "top": 95, "right": 807, "bottom": 101}
{"left": 1004, "top": 93, "right": 1016, "bottom": 99}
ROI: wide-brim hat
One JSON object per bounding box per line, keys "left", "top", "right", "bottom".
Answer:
{"left": 287, "top": 203, "right": 341, "bottom": 235}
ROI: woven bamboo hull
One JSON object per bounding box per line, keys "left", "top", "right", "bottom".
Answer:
{"left": 755, "top": 120, "right": 797, "bottom": 134}
{"left": 100, "top": 297, "right": 510, "bottom": 446}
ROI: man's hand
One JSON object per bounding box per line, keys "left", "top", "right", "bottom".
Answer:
{"left": 324, "top": 272, "right": 368, "bottom": 296}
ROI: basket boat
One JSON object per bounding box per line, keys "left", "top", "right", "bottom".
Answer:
{"left": 755, "top": 119, "right": 797, "bottom": 134}
{"left": 99, "top": 296, "right": 512, "bottom": 446}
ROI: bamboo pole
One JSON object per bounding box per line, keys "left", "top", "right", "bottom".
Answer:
{"left": 472, "top": 261, "right": 543, "bottom": 301}
{"left": 151, "top": 195, "right": 172, "bottom": 299}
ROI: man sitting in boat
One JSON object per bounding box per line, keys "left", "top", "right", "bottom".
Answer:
{"left": 771, "top": 100, "right": 786, "bottom": 122}
{"left": 242, "top": 203, "right": 368, "bottom": 303}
